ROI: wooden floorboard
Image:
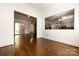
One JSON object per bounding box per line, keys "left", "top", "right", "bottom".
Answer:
{"left": 0, "top": 45, "right": 14, "bottom": 56}
{"left": 0, "top": 34, "right": 79, "bottom": 56}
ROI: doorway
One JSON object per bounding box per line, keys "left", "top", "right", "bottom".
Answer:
{"left": 14, "top": 11, "right": 37, "bottom": 50}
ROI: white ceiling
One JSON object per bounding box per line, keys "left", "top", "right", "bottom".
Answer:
{"left": 27, "top": 3, "right": 55, "bottom": 13}
{"left": 27, "top": 3, "right": 47, "bottom": 10}
{"left": 26, "top": 3, "right": 77, "bottom": 13}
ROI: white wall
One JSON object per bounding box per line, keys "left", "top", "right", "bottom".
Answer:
{"left": 42, "top": 4, "right": 79, "bottom": 47}
{"left": 0, "top": 3, "right": 42, "bottom": 47}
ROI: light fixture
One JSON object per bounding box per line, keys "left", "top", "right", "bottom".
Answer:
{"left": 59, "top": 18, "right": 62, "bottom": 21}
{"left": 27, "top": 15, "right": 30, "bottom": 18}
{"left": 61, "top": 15, "right": 73, "bottom": 20}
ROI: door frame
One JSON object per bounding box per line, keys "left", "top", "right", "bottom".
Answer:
{"left": 14, "top": 10, "right": 37, "bottom": 45}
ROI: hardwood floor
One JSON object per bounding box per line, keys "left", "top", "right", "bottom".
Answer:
{"left": 0, "top": 34, "right": 79, "bottom": 56}
{"left": 14, "top": 34, "right": 79, "bottom": 56}
{"left": 14, "top": 34, "right": 37, "bottom": 56}
{"left": 36, "top": 38, "right": 79, "bottom": 56}
{"left": 0, "top": 45, "right": 14, "bottom": 56}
